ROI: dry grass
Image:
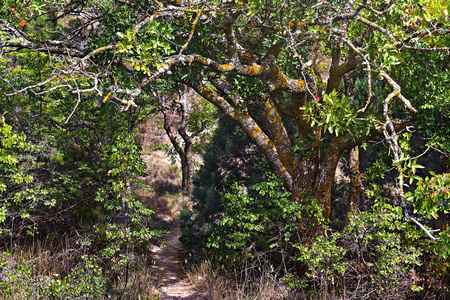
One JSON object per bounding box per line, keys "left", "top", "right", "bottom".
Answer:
{"left": 0, "top": 124, "right": 184, "bottom": 299}
{"left": 107, "top": 257, "right": 163, "bottom": 300}
{"left": 0, "top": 235, "right": 163, "bottom": 299}
{"left": 185, "top": 260, "right": 291, "bottom": 300}
{"left": 135, "top": 150, "right": 185, "bottom": 226}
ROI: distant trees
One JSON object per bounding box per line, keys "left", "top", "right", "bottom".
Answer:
{"left": 154, "top": 85, "right": 218, "bottom": 196}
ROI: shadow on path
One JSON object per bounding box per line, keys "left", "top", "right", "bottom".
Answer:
{"left": 151, "top": 222, "right": 209, "bottom": 300}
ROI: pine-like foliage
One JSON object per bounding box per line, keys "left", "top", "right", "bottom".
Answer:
{"left": 181, "top": 115, "right": 271, "bottom": 256}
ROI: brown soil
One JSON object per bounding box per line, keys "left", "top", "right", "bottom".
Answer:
{"left": 137, "top": 146, "right": 208, "bottom": 299}
{"left": 151, "top": 223, "right": 208, "bottom": 300}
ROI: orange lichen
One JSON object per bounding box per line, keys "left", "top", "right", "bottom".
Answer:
{"left": 103, "top": 91, "right": 112, "bottom": 103}
{"left": 218, "top": 63, "right": 235, "bottom": 72}
{"left": 245, "top": 65, "right": 261, "bottom": 75}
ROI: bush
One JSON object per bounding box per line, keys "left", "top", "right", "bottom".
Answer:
{"left": 181, "top": 116, "right": 271, "bottom": 258}
{"left": 0, "top": 107, "right": 162, "bottom": 297}
{"left": 185, "top": 169, "right": 427, "bottom": 299}
{"left": 298, "top": 201, "right": 424, "bottom": 299}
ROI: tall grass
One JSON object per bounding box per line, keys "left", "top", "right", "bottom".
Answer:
{"left": 0, "top": 233, "right": 163, "bottom": 299}
{"left": 185, "top": 260, "right": 292, "bottom": 300}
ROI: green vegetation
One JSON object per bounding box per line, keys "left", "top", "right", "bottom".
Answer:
{"left": 1, "top": 0, "right": 450, "bottom": 298}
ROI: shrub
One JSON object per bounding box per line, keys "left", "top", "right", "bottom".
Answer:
{"left": 0, "top": 109, "right": 162, "bottom": 298}
{"left": 298, "top": 201, "right": 424, "bottom": 299}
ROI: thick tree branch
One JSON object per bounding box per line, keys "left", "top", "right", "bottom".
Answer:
{"left": 190, "top": 81, "right": 293, "bottom": 190}
{"left": 257, "top": 94, "right": 296, "bottom": 175}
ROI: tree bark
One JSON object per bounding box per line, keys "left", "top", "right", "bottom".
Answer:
{"left": 180, "top": 141, "right": 193, "bottom": 196}
{"left": 343, "top": 146, "right": 363, "bottom": 227}
{"left": 348, "top": 146, "right": 362, "bottom": 213}
{"left": 343, "top": 72, "right": 362, "bottom": 226}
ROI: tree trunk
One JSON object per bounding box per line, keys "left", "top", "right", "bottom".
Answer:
{"left": 157, "top": 85, "right": 207, "bottom": 197}
{"left": 191, "top": 70, "right": 412, "bottom": 275}
{"left": 181, "top": 141, "right": 193, "bottom": 196}
{"left": 346, "top": 146, "right": 362, "bottom": 222}
{"left": 292, "top": 155, "right": 342, "bottom": 238}
{"left": 291, "top": 153, "right": 341, "bottom": 275}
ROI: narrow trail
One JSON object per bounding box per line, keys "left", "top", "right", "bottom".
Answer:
{"left": 138, "top": 147, "right": 209, "bottom": 299}
{"left": 150, "top": 223, "right": 208, "bottom": 300}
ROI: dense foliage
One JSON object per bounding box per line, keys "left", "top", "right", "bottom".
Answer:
{"left": 184, "top": 111, "right": 448, "bottom": 297}
{"left": 1, "top": 0, "right": 450, "bottom": 298}
{"left": 0, "top": 43, "right": 161, "bottom": 298}
{"left": 181, "top": 116, "right": 271, "bottom": 254}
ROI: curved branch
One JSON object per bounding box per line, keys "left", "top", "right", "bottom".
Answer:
{"left": 190, "top": 81, "right": 293, "bottom": 190}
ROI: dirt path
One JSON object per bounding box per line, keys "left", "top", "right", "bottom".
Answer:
{"left": 138, "top": 150, "right": 208, "bottom": 299}
{"left": 150, "top": 223, "right": 208, "bottom": 300}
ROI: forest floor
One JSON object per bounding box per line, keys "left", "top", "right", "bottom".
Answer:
{"left": 137, "top": 148, "right": 208, "bottom": 300}
{"left": 151, "top": 222, "right": 207, "bottom": 300}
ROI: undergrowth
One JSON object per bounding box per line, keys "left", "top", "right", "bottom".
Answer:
{"left": 186, "top": 260, "right": 291, "bottom": 300}
{"left": 0, "top": 230, "right": 163, "bottom": 299}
